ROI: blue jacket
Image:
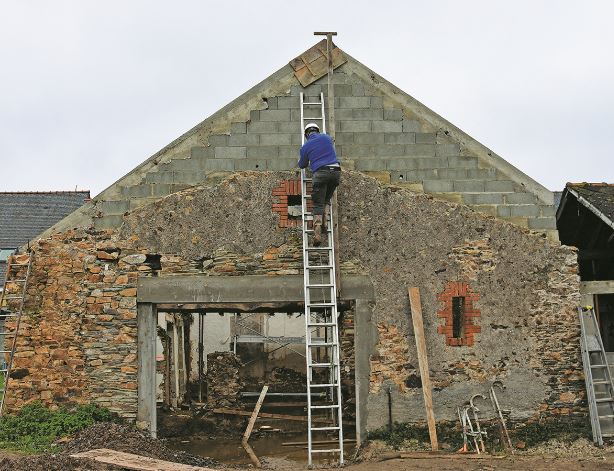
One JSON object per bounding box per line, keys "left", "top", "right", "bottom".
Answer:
{"left": 298, "top": 133, "right": 339, "bottom": 172}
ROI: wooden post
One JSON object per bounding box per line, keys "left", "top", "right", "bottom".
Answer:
{"left": 408, "top": 287, "right": 438, "bottom": 451}
{"left": 241, "top": 385, "right": 269, "bottom": 468}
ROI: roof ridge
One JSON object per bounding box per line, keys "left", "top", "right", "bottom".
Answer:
{"left": 0, "top": 190, "right": 91, "bottom": 195}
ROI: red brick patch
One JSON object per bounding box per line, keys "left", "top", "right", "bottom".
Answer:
{"left": 272, "top": 179, "right": 311, "bottom": 228}
{"left": 437, "top": 281, "right": 481, "bottom": 347}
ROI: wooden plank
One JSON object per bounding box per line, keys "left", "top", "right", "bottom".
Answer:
{"left": 379, "top": 451, "right": 505, "bottom": 461}
{"left": 71, "top": 448, "right": 214, "bottom": 471}
{"left": 580, "top": 280, "right": 614, "bottom": 295}
{"left": 241, "top": 385, "right": 268, "bottom": 468}
{"left": 213, "top": 407, "right": 332, "bottom": 423}
{"left": 408, "top": 287, "right": 438, "bottom": 451}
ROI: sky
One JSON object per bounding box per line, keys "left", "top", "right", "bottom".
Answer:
{"left": 1, "top": 0, "right": 612, "bottom": 196}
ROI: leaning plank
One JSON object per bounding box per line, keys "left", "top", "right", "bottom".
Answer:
{"left": 71, "top": 448, "right": 214, "bottom": 471}
{"left": 214, "top": 407, "right": 329, "bottom": 423}
{"left": 242, "top": 384, "right": 268, "bottom": 468}
{"left": 408, "top": 287, "right": 439, "bottom": 451}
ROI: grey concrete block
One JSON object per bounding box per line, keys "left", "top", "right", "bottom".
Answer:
{"left": 375, "top": 145, "right": 405, "bottom": 157}
{"left": 292, "top": 108, "right": 324, "bottom": 121}
{"left": 510, "top": 205, "right": 540, "bottom": 217}
{"left": 208, "top": 134, "right": 229, "bottom": 146}
{"left": 267, "top": 158, "right": 298, "bottom": 171}
{"left": 234, "top": 159, "right": 267, "bottom": 171}
{"left": 204, "top": 159, "right": 234, "bottom": 171}
{"left": 337, "top": 96, "right": 371, "bottom": 108}
{"left": 415, "top": 133, "right": 436, "bottom": 144}
{"left": 448, "top": 156, "right": 478, "bottom": 168}
{"left": 228, "top": 134, "right": 260, "bottom": 146}
{"left": 278, "top": 121, "right": 302, "bottom": 133}
{"left": 405, "top": 169, "right": 438, "bottom": 180}
{"left": 436, "top": 168, "right": 468, "bottom": 179}
{"left": 405, "top": 144, "right": 436, "bottom": 156}
{"left": 122, "top": 184, "right": 151, "bottom": 198}
{"left": 247, "top": 146, "right": 279, "bottom": 158}
{"left": 384, "top": 133, "right": 415, "bottom": 144}
{"left": 497, "top": 205, "right": 511, "bottom": 217}
{"left": 485, "top": 180, "right": 515, "bottom": 192}
{"left": 335, "top": 132, "right": 354, "bottom": 144}
{"left": 356, "top": 133, "right": 384, "bottom": 144}
{"left": 352, "top": 84, "right": 365, "bottom": 96}
{"left": 353, "top": 109, "right": 383, "bottom": 120}
{"left": 334, "top": 84, "right": 353, "bottom": 96}
{"left": 370, "top": 96, "right": 383, "bottom": 108}
{"left": 265, "top": 96, "right": 277, "bottom": 110}
{"left": 191, "top": 146, "right": 214, "bottom": 159}
{"left": 423, "top": 180, "right": 454, "bottom": 192}
{"left": 250, "top": 110, "right": 260, "bottom": 121}
{"left": 96, "top": 200, "right": 131, "bottom": 214}
{"left": 259, "top": 109, "right": 291, "bottom": 121}
{"left": 230, "top": 122, "right": 247, "bottom": 134}
{"left": 304, "top": 84, "right": 322, "bottom": 95}
{"left": 355, "top": 159, "right": 387, "bottom": 171}
{"left": 402, "top": 119, "right": 421, "bottom": 133}
{"left": 436, "top": 131, "right": 455, "bottom": 144}
{"left": 528, "top": 217, "right": 557, "bottom": 230}
{"left": 463, "top": 193, "right": 505, "bottom": 205}
{"left": 435, "top": 144, "right": 461, "bottom": 156}
{"left": 171, "top": 184, "right": 191, "bottom": 193}
{"left": 453, "top": 180, "right": 485, "bottom": 192}
{"left": 94, "top": 214, "right": 124, "bottom": 230}
{"left": 372, "top": 121, "right": 402, "bottom": 133}
{"left": 384, "top": 109, "right": 403, "bottom": 121}
{"left": 335, "top": 108, "right": 354, "bottom": 120}
{"left": 277, "top": 96, "right": 300, "bottom": 109}
{"left": 151, "top": 183, "right": 173, "bottom": 197}
{"left": 260, "top": 134, "right": 292, "bottom": 146}
{"left": 340, "top": 121, "right": 371, "bottom": 133}
{"left": 540, "top": 205, "right": 556, "bottom": 217}
{"left": 174, "top": 171, "right": 208, "bottom": 185}
{"left": 278, "top": 146, "right": 300, "bottom": 158}
{"left": 291, "top": 134, "right": 302, "bottom": 146}
{"left": 168, "top": 158, "right": 208, "bottom": 172}
{"left": 247, "top": 121, "right": 278, "bottom": 133}
{"left": 504, "top": 192, "right": 536, "bottom": 204}
{"left": 340, "top": 144, "right": 374, "bottom": 158}
{"left": 145, "top": 171, "right": 175, "bottom": 184}
{"left": 214, "top": 146, "right": 246, "bottom": 159}
{"left": 387, "top": 158, "right": 447, "bottom": 170}
{"left": 466, "top": 168, "right": 497, "bottom": 179}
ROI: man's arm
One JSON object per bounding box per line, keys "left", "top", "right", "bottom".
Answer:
{"left": 298, "top": 145, "right": 309, "bottom": 169}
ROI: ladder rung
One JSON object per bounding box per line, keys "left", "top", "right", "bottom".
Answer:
{"left": 310, "top": 363, "right": 334, "bottom": 368}
{"left": 307, "top": 284, "right": 334, "bottom": 288}
{"left": 310, "top": 383, "right": 339, "bottom": 388}
{"left": 310, "top": 449, "right": 342, "bottom": 453}
{"left": 306, "top": 265, "right": 333, "bottom": 270}
{"left": 308, "top": 303, "right": 336, "bottom": 308}
{"left": 310, "top": 404, "right": 340, "bottom": 409}
{"left": 308, "top": 322, "right": 337, "bottom": 327}
{"left": 593, "top": 380, "right": 612, "bottom": 385}
{"left": 5, "top": 280, "right": 26, "bottom": 283}
{"left": 305, "top": 247, "right": 332, "bottom": 251}
{"left": 304, "top": 117, "right": 324, "bottom": 120}
{"left": 303, "top": 102, "right": 323, "bottom": 105}
{"left": 2, "top": 296, "right": 23, "bottom": 300}
{"left": 602, "top": 433, "right": 614, "bottom": 437}
{"left": 0, "top": 350, "right": 14, "bottom": 354}
{"left": 591, "top": 364, "right": 608, "bottom": 368}
{"left": 0, "top": 314, "right": 18, "bottom": 318}
{"left": 309, "top": 342, "right": 337, "bottom": 347}
{"left": 310, "top": 426, "right": 340, "bottom": 431}
{"left": 595, "top": 398, "right": 614, "bottom": 403}
{"left": 599, "top": 415, "right": 614, "bottom": 419}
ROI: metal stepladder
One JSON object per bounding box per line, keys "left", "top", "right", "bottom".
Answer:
{"left": 299, "top": 91, "right": 344, "bottom": 466}
{"left": 0, "top": 252, "right": 34, "bottom": 415}
{"left": 578, "top": 306, "right": 614, "bottom": 445}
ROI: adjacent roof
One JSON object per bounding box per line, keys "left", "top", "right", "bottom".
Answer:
{"left": 566, "top": 183, "right": 614, "bottom": 225}
{"left": 0, "top": 191, "right": 91, "bottom": 248}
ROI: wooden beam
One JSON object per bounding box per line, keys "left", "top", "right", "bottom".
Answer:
{"left": 241, "top": 385, "right": 268, "bottom": 468}
{"left": 408, "top": 287, "right": 438, "bottom": 451}
{"left": 71, "top": 449, "right": 214, "bottom": 470}
{"left": 213, "top": 408, "right": 332, "bottom": 424}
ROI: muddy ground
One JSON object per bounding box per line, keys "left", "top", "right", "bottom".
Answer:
{"left": 0, "top": 423, "right": 613, "bottom": 470}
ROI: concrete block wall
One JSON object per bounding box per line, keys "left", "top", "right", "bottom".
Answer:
{"left": 93, "top": 63, "right": 556, "bottom": 237}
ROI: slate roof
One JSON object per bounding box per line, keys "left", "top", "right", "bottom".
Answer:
{"left": 0, "top": 191, "right": 90, "bottom": 283}
{"left": 567, "top": 183, "right": 614, "bottom": 224}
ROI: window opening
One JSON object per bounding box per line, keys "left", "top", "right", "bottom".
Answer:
{"left": 452, "top": 296, "right": 465, "bottom": 339}
{"left": 287, "top": 195, "right": 302, "bottom": 220}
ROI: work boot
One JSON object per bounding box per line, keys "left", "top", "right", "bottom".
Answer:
{"left": 313, "top": 215, "right": 323, "bottom": 246}
{"left": 323, "top": 205, "right": 329, "bottom": 232}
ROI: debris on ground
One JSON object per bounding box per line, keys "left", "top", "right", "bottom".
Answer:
{"left": 62, "top": 422, "right": 220, "bottom": 468}
{"left": 0, "top": 455, "right": 116, "bottom": 471}
{"left": 207, "top": 352, "right": 243, "bottom": 408}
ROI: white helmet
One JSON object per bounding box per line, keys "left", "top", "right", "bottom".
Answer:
{"left": 304, "top": 122, "right": 320, "bottom": 134}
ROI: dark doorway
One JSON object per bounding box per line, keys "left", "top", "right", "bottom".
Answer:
{"left": 597, "top": 294, "right": 614, "bottom": 351}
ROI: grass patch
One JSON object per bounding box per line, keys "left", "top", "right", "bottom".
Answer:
{"left": 0, "top": 401, "right": 120, "bottom": 453}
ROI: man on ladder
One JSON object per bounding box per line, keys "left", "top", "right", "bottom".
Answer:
{"left": 298, "top": 122, "right": 341, "bottom": 246}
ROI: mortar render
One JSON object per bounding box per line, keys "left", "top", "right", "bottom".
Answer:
{"left": 8, "top": 171, "right": 581, "bottom": 432}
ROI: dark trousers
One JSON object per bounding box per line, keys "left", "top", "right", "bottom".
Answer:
{"left": 312, "top": 167, "right": 341, "bottom": 215}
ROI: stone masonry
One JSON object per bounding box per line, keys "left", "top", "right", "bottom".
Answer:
{"left": 6, "top": 171, "right": 582, "bottom": 435}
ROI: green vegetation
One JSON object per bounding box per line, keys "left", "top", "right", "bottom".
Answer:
{"left": 0, "top": 402, "right": 119, "bottom": 453}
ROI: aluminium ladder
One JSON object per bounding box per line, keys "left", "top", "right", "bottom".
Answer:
{"left": 299, "top": 91, "right": 344, "bottom": 466}
{"left": 0, "top": 253, "right": 33, "bottom": 415}
{"left": 578, "top": 306, "right": 614, "bottom": 445}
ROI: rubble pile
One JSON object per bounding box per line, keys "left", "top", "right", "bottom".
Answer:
{"left": 268, "top": 367, "right": 307, "bottom": 393}
{"left": 206, "top": 351, "right": 243, "bottom": 408}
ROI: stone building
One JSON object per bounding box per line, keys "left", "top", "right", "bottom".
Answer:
{"left": 6, "top": 41, "right": 583, "bottom": 442}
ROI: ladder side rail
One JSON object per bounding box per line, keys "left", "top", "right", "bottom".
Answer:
{"left": 0, "top": 253, "right": 33, "bottom": 415}
{"left": 578, "top": 307, "right": 603, "bottom": 446}
{"left": 588, "top": 307, "right": 614, "bottom": 399}
{"left": 0, "top": 255, "right": 15, "bottom": 308}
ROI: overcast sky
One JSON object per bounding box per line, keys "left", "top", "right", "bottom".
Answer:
{"left": 1, "top": 1, "right": 612, "bottom": 196}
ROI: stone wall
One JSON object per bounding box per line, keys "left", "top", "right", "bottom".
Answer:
{"left": 8, "top": 171, "right": 581, "bottom": 431}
